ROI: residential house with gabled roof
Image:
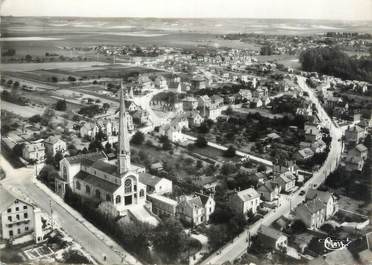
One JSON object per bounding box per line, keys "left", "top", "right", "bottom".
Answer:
{"left": 0, "top": 186, "right": 44, "bottom": 243}
{"left": 347, "top": 144, "right": 368, "bottom": 161}
{"left": 139, "top": 173, "right": 172, "bottom": 195}
{"left": 274, "top": 171, "right": 296, "bottom": 193}
{"left": 257, "top": 181, "right": 281, "bottom": 202}
{"left": 229, "top": 188, "right": 261, "bottom": 216}
{"left": 198, "top": 95, "right": 212, "bottom": 109}
{"left": 306, "top": 189, "right": 338, "bottom": 220}
{"left": 176, "top": 193, "right": 215, "bottom": 226}
{"left": 305, "top": 125, "right": 322, "bottom": 143}
{"left": 168, "top": 81, "right": 181, "bottom": 93}
{"left": 187, "top": 111, "right": 204, "bottom": 127}
{"left": 147, "top": 193, "right": 177, "bottom": 217}
{"left": 295, "top": 147, "right": 314, "bottom": 161}
{"left": 344, "top": 155, "right": 365, "bottom": 172}
{"left": 257, "top": 225, "right": 288, "bottom": 250}
{"left": 44, "top": 136, "right": 66, "bottom": 157}
{"left": 311, "top": 139, "right": 327, "bottom": 153}
{"left": 22, "top": 139, "right": 45, "bottom": 163}
{"left": 295, "top": 199, "right": 325, "bottom": 229}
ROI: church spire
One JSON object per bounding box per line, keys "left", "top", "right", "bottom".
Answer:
{"left": 118, "top": 81, "right": 131, "bottom": 175}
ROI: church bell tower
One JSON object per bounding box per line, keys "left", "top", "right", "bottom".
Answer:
{"left": 118, "top": 82, "right": 131, "bottom": 175}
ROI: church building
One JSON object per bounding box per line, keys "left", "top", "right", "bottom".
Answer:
{"left": 55, "top": 84, "right": 162, "bottom": 225}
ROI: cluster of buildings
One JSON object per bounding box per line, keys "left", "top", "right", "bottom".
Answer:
{"left": 54, "top": 86, "right": 218, "bottom": 227}
{"left": 342, "top": 125, "right": 369, "bottom": 172}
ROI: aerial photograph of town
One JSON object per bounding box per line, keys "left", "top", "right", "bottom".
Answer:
{"left": 0, "top": 0, "right": 371, "bottom": 264}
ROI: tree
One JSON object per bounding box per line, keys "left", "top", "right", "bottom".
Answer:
{"left": 13, "top": 143, "right": 25, "bottom": 157}
{"left": 102, "top": 103, "right": 110, "bottom": 113}
{"left": 105, "top": 142, "right": 112, "bottom": 154}
{"left": 131, "top": 131, "right": 145, "bottom": 145}
{"left": 25, "top": 54, "right": 32, "bottom": 62}
{"left": 260, "top": 45, "right": 274, "bottom": 56}
{"left": 153, "top": 218, "right": 187, "bottom": 262}
{"left": 72, "top": 114, "right": 81, "bottom": 122}
{"left": 29, "top": 114, "right": 42, "bottom": 123}
{"left": 223, "top": 145, "right": 236, "bottom": 157}
{"left": 195, "top": 135, "right": 208, "bottom": 148}
{"left": 51, "top": 76, "right": 58, "bottom": 83}
{"left": 55, "top": 99, "right": 67, "bottom": 111}
{"left": 206, "top": 224, "right": 230, "bottom": 250}
{"left": 196, "top": 160, "right": 203, "bottom": 169}
{"left": 67, "top": 76, "right": 76, "bottom": 82}
{"left": 54, "top": 151, "right": 64, "bottom": 169}
{"left": 13, "top": 81, "right": 20, "bottom": 88}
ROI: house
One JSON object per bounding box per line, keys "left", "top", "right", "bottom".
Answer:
{"left": 305, "top": 126, "right": 322, "bottom": 142}
{"left": 306, "top": 189, "right": 337, "bottom": 220}
{"left": 173, "top": 102, "right": 183, "bottom": 113}
{"left": 251, "top": 98, "right": 263, "bottom": 108}
{"left": 0, "top": 186, "right": 44, "bottom": 243}
{"left": 211, "top": 95, "right": 224, "bottom": 107}
{"left": 154, "top": 75, "right": 168, "bottom": 89}
{"left": 176, "top": 193, "right": 215, "bottom": 226}
{"left": 229, "top": 188, "right": 261, "bottom": 215}
{"left": 311, "top": 139, "right": 327, "bottom": 153}
{"left": 22, "top": 139, "right": 45, "bottom": 162}
{"left": 139, "top": 173, "right": 172, "bottom": 195}
{"left": 295, "top": 148, "right": 314, "bottom": 161}
{"left": 200, "top": 105, "right": 223, "bottom": 121}
{"left": 147, "top": 193, "right": 177, "bottom": 217}
{"left": 257, "top": 225, "right": 288, "bottom": 250}
{"left": 150, "top": 162, "right": 163, "bottom": 173}
{"left": 44, "top": 136, "right": 66, "bottom": 157}
{"left": 347, "top": 144, "right": 368, "bottom": 161}
{"left": 295, "top": 199, "right": 325, "bottom": 229}
{"left": 275, "top": 171, "right": 296, "bottom": 193}
{"left": 127, "top": 101, "right": 138, "bottom": 112}
{"left": 168, "top": 81, "right": 181, "bottom": 93}
{"left": 187, "top": 111, "right": 204, "bottom": 127}
{"left": 198, "top": 95, "right": 212, "bottom": 109}
{"left": 344, "top": 125, "right": 366, "bottom": 144}
{"left": 131, "top": 110, "right": 150, "bottom": 126}
{"left": 238, "top": 89, "right": 252, "bottom": 101}
{"left": 257, "top": 181, "right": 281, "bottom": 202}
{"left": 191, "top": 77, "right": 207, "bottom": 90}
{"left": 344, "top": 155, "right": 365, "bottom": 172}
{"left": 182, "top": 97, "right": 198, "bottom": 111}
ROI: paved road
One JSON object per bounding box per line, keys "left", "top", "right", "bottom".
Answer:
{"left": 201, "top": 76, "right": 343, "bottom": 265}
{"left": 0, "top": 155, "right": 141, "bottom": 265}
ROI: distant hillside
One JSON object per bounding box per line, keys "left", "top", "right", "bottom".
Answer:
{"left": 299, "top": 47, "right": 372, "bottom": 82}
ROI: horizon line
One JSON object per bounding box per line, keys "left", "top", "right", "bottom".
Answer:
{"left": 1, "top": 15, "right": 372, "bottom": 22}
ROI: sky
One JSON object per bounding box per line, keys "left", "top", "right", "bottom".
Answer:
{"left": 1, "top": 0, "right": 372, "bottom": 20}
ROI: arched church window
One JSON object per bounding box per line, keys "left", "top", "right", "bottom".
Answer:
{"left": 140, "top": 189, "right": 145, "bottom": 197}
{"left": 85, "top": 185, "right": 90, "bottom": 194}
{"left": 95, "top": 189, "right": 101, "bottom": 199}
{"left": 116, "top": 195, "right": 121, "bottom": 204}
{"left": 125, "top": 179, "right": 132, "bottom": 193}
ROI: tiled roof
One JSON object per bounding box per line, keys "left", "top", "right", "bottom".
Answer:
{"left": 236, "top": 188, "right": 260, "bottom": 202}
{"left": 75, "top": 171, "right": 119, "bottom": 193}
{"left": 299, "top": 198, "right": 324, "bottom": 214}
{"left": 195, "top": 193, "right": 211, "bottom": 206}
{"left": 258, "top": 225, "right": 286, "bottom": 241}
{"left": 306, "top": 189, "right": 332, "bottom": 204}
{"left": 139, "top": 173, "right": 162, "bottom": 187}
{"left": 65, "top": 151, "right": 106, "bottom": 165}
{"left": 355, "top": 144, "right": 368, "bottom": 153}
{"left": 0, "top": 185, "right": 17, "bottom": 213}
{"left": 91, "top": 160, "right": 118, "bottom": 176}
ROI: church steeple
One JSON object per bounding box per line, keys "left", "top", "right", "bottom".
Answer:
{"left": 118, "top": 81, "right": 131, "bottom": 175}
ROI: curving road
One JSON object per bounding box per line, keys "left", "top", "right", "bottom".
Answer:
{"left": 200, "top": 75, "right": 343, "bottom": 265}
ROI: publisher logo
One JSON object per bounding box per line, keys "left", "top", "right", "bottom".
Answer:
{"left": 319, "top": 237, "right": 352, "bottom": 251}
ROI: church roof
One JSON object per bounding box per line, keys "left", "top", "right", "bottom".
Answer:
{"left": 75, "top": 171, "right": 120, "bottom": 193}
{"left": 66, "top": 151, "right": 106, "bottom": 165}
{"left": 91, "top": 160, "right": 118, "bottom": 176}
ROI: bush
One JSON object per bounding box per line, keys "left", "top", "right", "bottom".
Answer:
{"left": 55, "top": 99, "right": 67, "bottom": 111}
{"left": 195, "top": 135, "right": 208, "bottom": 148}
{"left": 131, "top": 131, "right": 145, "bottom": 145}
{"left": 223, "top": 145, "right": 236, "bottom": 157}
